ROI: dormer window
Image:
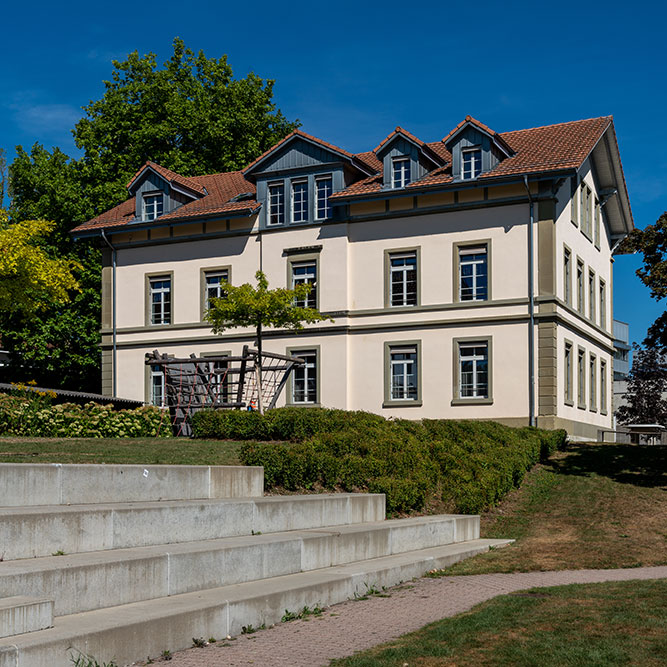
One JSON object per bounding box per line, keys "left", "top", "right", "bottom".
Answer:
{"left": 142, "top": 193, "right": 164, "bottom": 221}
{"left": 392, "top": 157, "right": 411, "bottom": 188}
{"left": 291, "top": 179, "right": 309, "bottom": 223}
{"left": 462, "top": 148, "right": 482, "bottom": 180}
{"left": 315, "top": 175, "right": 333, "bottom": 220}
{"left": 268, "top": 182, "right": 285, "bottom": 226}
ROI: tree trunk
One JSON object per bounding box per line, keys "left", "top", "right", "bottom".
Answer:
{"left": 256, "top": 322, "right": 264, "bottom": 414}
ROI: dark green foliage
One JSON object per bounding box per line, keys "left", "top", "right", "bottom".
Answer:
{"left": 196, "top": 407, "right": 567, "bottom": 515}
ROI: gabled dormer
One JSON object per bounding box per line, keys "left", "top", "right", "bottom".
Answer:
{"left": 443, "top": 116, "right": 514, "bottom": 182}
{"left": 374, "top": 127, "right": 445, "bottom": 190}
{"left": 243, "top": 130, "right": 375, "bottom": 229}
{"left": 127, "top": 162, "right": 205, "bottom": 222}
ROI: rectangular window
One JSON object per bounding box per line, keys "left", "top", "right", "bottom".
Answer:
{"left": 204, "top": 269, "right": 229, "bottom": 312}
{"left": 291, "top": 260, "right": 317, "bottom": 309}
{"left": 291, "top": 179, "right": 309, "bottom": 223}
{"left": 564, "top": 247, "right": 572, "bottom": 306}
{"left": 571, "top": 180, "right": 579, "bottom": 226}
{"left": 459, "top": 342, "right": 489, "bottom": 399}
{"left": 292, "top": 350, "right": 318, "bottom": 404}
{"left": 459, "top": 246, "right": 488, "bottom": 301}
{"left": 142, "top": 194, "right": 164, "bottom": 221}
{"left": 392, "top": 157, "right": 411, "bottom": 188}
{"left": 389, "top": 251, "right": 418, "bottom": 307}
{"left": 462, "top": 148, "right": 482, "bottom": 179}
{"left": 564, "top": 342, "right": 573, "bottom": 405}
{"left": 578, "top": 348, "right": 586, "bottom": 409}
{"left": 390, "top": 346, "right": 418, "bottom": 401}
{"left": 589, "top": 355, "right": 597, "bottom": 411}
{"left": 600, "top": 360, "right": 608, "bottom": 415}
{"left": 589, "top": 270, "right": 596, "bottom": 322}
{"left": 268, "top": 182, "right": 285, "bottom": 226}
{"left": 599, "top": 279, "right": 606, "bottom": 330}
{"left": 150, "top": 365, "right": 165, "bottom": 407}
{"left": 315, "top": 176, "right": 333, "bottom": 220}
{"left": 149, "top": 276, "right": 171, "bottom": 325}
{"left": 577, "top": 260, "right": 585, "bottom": 314}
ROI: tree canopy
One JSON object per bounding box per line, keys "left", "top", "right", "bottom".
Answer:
{"left": 622, "top": 212, "right": 667, "bottom": 347}
{"left": 5, "top": 38, "right": 298, "bottom": 392}
{"left": 616, "top": 344, "right": 667, "bottom": 425}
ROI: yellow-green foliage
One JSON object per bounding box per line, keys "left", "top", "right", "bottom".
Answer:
{"left": 192, "top": 408, "right": 567, "bottom": 516}
{"left": 0, "top": 394, "right": 170, "bottom": 438}
{"left": 0, "top": 210, "right": 81, "bottom": 318}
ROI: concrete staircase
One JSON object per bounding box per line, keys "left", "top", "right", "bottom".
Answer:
{"left": 0, "top": 463, "right": 510, "bottom": 666}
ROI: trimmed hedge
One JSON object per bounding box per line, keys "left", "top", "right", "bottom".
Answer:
{"left": 194, "top": 407, "right": 567, "bottom": 515}
{"left": 0, "top": 394, "right": 171, "bottom": 438}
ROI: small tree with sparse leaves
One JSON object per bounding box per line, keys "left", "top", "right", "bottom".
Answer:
{"left": 205, "top": 271, "right": 329, "bottom": 412}
{"left": 616, "top": 344, "right": 667, "bottom": 425}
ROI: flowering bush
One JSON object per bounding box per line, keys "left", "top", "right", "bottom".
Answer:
{"left": 0, "top": 393, "right": 170, "bottom": 438}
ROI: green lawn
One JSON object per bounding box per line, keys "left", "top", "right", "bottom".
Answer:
{"left": 442, "top": 443, "right": 667, "bottom": 574}
{"left": 0, "top": 437, "right": 243, "bottom": 465}
{"left": 331, "top": 579, "right": 667, "bottom": 667}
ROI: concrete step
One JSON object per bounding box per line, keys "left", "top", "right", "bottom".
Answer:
{"left": 0, "top": 514, "right": 479, "bottom": 616}
{"left": 0, "top": 493, "right": 385, "bottom": 560}
{"left": 0, "top": 597, "right": 53, "bottom": 639}
{"left": 0, "top": 538, "right": 511, "bottom": 667}
{"left": 0, "top": 463, "right": 263, "bottom": 507}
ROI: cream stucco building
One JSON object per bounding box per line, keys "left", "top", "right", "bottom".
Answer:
{"left": 73, "top": 115, "right": 633, "bottom": 439}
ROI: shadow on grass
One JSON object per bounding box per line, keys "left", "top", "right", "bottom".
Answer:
{"left": 549, "top": 444, "right": 666, "bottom": 489}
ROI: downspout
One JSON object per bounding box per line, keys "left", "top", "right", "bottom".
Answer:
{"left": 523, "top": 175, "right": 536, "bottom": 427}
{"left": 100, "top": 230, "right": 117, "bottom": 397}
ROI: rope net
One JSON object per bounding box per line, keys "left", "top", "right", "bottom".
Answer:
{"left": 145, "top": 346, "right": 304, "bottom": 437}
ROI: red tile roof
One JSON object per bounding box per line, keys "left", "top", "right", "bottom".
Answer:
{"left": 127, "top": 161, "right": 207, "bottom": 196}
{"left": 72, "top": 116, "right": 616, "bottom": 234}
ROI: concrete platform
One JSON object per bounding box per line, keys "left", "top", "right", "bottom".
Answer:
{"left": 0, "top": 493, "right": 386, "bottom": 560}
{"left": 0, "top": 463, "right": 264, "bottom": 506}
{"left": 0, "top": 539, "right": 510, "bottom": 667}
{"left": 0, "top": 597, "right": 53, "bottom": 639}
{"left": 0, "top": 515, "right": 479, "bottom": 616}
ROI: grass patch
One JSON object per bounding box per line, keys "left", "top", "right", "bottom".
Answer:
{"left": 443, "top": 443, "right": 667, "bottom": 574}
{"left": 331, "top": 579, "right": 667, "bottom": 666}
{"left": 0, "top": 437, "right": 243, "bottom": 465}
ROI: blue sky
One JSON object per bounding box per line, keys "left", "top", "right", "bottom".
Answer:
{"left": 1, "top": 0, "right": 665, "bottom": 344}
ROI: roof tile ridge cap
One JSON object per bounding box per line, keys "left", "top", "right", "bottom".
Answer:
{"left": 500, "top": 115, "right": 613, "bottom": 136}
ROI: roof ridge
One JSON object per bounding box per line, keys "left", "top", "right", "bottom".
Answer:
{"left": 500, "top": 115, "right": 613, "bottom": 136}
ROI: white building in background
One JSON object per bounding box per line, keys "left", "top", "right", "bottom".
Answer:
{"left": 73, "top": 115, "right": 633, "bottom": 439}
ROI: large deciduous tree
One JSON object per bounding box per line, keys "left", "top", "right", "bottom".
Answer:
{"left": 6, "top": 38, "right": 298, "bottom": 392}
{"left": 621, "top": 212, "right": 667, "bottom": 348}
{"left": 616, "top": 344, "right": 667, "bottom": 425}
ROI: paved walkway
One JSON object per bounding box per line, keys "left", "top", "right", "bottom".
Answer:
{"left": 158, "top": 566, "right": 667, "bottom": 666}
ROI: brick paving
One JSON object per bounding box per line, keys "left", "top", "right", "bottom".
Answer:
{"left": 157, "top": 566, "right": 667, "bottom": 666}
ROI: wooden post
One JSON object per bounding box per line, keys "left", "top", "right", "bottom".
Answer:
{"left": 256, "top": 322, "right": 264, "bottom": 414}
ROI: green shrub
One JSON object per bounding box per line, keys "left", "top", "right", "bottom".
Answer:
{"left": 0, "top": 394, "right": 170, "bottom": 438}
{"left": 218, "top": 407, "right": 568, "bottom": 516}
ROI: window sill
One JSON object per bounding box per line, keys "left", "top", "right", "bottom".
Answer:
{"left": 387, "top": 303, "right": 420, "bottom": 310}
{"left": 601, "top": 410, "right": 608, "bottom": 416}
{"left": 577, "top": 403, "right": 587, "bottom": 410}
{"left": 286, "top": 402, "right": 322, "bottom": 408}
{"left": 451, "top": 397, "right": 493, "bottom": 406}
{"left": 589, "top": 407, "right": 597, "bottom": 413}
{"left": 564, "top": 399, "right": 575, "bottom": 407}
{"left": 382, "top": 400, "right": 423, "bottom": 408}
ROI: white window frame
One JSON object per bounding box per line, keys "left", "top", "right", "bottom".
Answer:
{"left": 458, "top": 342, "right": 489, "bottom": 399}
{"left": 391, "top": 157, "right": 411, "bottom": 189}
{"left": 390, "top": 346, "right": 418, "bottom": 401}
{"left": 291, "top": 179, "right": 309, "bottom": 223}
{"left": 291, "top": 260, "right": 317, "bottom": 309}
{"left": 462, "top": 147, "right": 482, "bottom": 180}
{"left": 315, "top": 175, "right": 333, "bottom": 220}
{"left": 142, "top": 193, "right": 164, "bottom": 221}
{"left": 291, "top": 350, "right": 318, "bottom": 404}
{"left": 150, "top": 365, "right": 166, "bottom": 407}
{"left": 268, "top": 182, "right": 285, "bottom": 226}
{"left": 389, "top": 251, "right": 418, "bottom": 307}
{"left": 599, "top": 279, "right": 607, "bottom": 330}
{"left": 459, "top": 246, "right": 488, "bottom": 301}
{"left": 204, "top": 269, "right": 229, "bottom": 311}
{"left": 149, "top": 276, "right": 171, "bottom": 325}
